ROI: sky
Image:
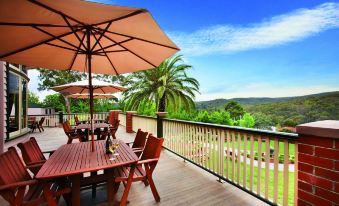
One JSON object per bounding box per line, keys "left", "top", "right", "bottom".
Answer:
{"left": 28, "top": 0, "right": 339, "bottom": 101}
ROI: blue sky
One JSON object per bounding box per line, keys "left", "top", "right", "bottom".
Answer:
{"left": 29, "top": 0, "right": 339, "bottom": 101}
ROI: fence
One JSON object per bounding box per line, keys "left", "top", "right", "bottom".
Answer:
{"left": 119, "top": 113, "right": 126, "bottom": 127}
{"left": 131, "top": 114, "right": 298, "bottom": 206}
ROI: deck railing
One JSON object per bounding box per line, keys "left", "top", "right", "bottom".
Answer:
{"left": 118, "top": 113, "right": 126, "bottom": 127}
{"left": 28, "top": 112, "right": 110, "bottom": 127}
{"left": 28, "top": 114, "right": 59, "bottom": 127}
{"left": 132, "top": 115, "right": 157, "bottom": 135}
{"left": 131, "top": 114, "right": 298, "bottom": 206}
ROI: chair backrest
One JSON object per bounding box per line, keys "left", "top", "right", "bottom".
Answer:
{"left": 38, "top": 117, "right": 45, "bottom": 126}
{"left": 0, "top": 147, "right": 32, "bottom": 186}
{"left": 140, "top": 134, "right": 164, "bottom": 161}
{"left": 132, "top": 129, "right": 148, "bottom": 149}
{"left": 62, "top": 120, "right": 72, "bottom": 133}
{"left": 74, "top": 116, "right": 80, "bottom": 125}
{"left": 17, "top": 137, "right": 46, "bottom": 166}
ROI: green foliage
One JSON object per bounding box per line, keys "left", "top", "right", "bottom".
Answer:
{"left": 28, "top": 92, "right": 40, "bottom": 105}
{"left": 224, "top": 100, "right": 245, "bottom": 119}
{"left": 37, "top": 69, "right": 86, "bottom": 91}
{"left": 136, "top": 101, "right": 156, "bottom": 116}
{"left": 238, "top": 113, "right": 255, "bottom": 128}
{"left": 123, "top": 55, "right": 200, "bottom": 112}
{"left": 43, "top": 94, "right": 66, "bottom": 112}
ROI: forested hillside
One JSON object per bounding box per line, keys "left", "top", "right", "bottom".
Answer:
{"left": 196, "top": 91, "right": 339, "bottom": 128}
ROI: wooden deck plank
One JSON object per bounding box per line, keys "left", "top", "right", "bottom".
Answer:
{"left": 2, "top": 126, "right": 268, "bottom": 206}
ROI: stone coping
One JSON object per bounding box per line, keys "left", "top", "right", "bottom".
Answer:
{"left": 296, "top": 120, "right": 339, "bottom": 139}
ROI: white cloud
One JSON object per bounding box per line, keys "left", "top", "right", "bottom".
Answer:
{"left": 196, "top": 83, "right": 339, "bottom": 101}
{"left": 170, "top": 2, "right": 339, "bottom": 56}
{"left": 28, "top": 70, "right": 56, "bottom": 101}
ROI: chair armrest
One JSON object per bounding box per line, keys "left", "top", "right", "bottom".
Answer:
{"left": 27, "top": 160, "right": 46, "bottom": 165}
{"left": 42, "top": 150, "right": 55, "bottom": 155}
{"left": 0, "top": 180, "right": 38, "bottom": 191}
{"left": 26, "top": 162, "right": 44, "bottom": 170}
{"left": 137, "top": 158, "right": 159, "bottom": 165}
{"left": 132, "top": 147, "right": 143, "bottom": 151}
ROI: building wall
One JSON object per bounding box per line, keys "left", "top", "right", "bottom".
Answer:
{"left": 0, "top": 62, "right": 6, "bottom": 153}
{"left": 28, "top": 108, "right": 45, "bottom": 115}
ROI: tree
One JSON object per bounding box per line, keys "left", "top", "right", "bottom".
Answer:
{"left": 28, "top": 92, "right": 40, "bottom": 105}
{"left": 238, "top": 113, "right": 255, "bottom": 128}
{"left": 37, "top": 69, "right": 87, "bottom": 113}
{"left": 123, "top": 55, "right": 200, "bottom": 112}
{"left": 224, "top": 101, "right": 245, "bottom": 120}
{"left": 43, "top": 93, "right": 66, "bottom": 112}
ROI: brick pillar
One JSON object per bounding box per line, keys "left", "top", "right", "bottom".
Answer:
{"left": 296, "top": 120, "right": 339, "bottom": 206}
{"left": 109, "top": 110, "right": 120, "bottom": 124}
{"left": 126, "top": 111, "right": 136, "bottom": 133}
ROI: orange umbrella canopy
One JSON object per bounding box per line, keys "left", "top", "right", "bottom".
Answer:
{"left": 51, "top": 79, "right": 126, "bottom": 94}
{"left": 0, "top": 0, "right": 179, "bottom": 75}
{"left": 67, "top": 93, "right": 117, "bottom": 99}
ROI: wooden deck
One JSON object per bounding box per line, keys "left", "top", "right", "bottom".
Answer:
{"left": 1, "top": 126, "right": 268, "bottom": 206}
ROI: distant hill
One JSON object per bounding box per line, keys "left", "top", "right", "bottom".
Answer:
{"left": 196, "top": 91, "right": 339, "bottom": 128}
{"left": 196, "top": 91, "right": 339, "bottom": 110}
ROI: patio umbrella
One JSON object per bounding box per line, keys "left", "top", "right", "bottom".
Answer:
{"left": 67, "top": 93, "right": 117, "bottom": 99}
{"left": 51, "top": 79, "right": 126, "bottom": 94}
{"left": 0, "top": 0, "right": 179, "bottom": 151}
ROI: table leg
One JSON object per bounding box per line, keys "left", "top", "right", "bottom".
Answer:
{"left": 106, "top": 169, "right": 114, "bottom": 202}
{"left": 71, "top": 174, "right": 81, "bottom": 206}
{"left": 120, "top": 164, "right": 135, "bottom": 206}
{"left": 91, "top": 172, "right": 97, "bottom": 198}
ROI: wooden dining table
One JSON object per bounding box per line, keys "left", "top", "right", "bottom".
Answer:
{"left": 75, "top": 122, "right": 110, "bottom": 130}
{"left": 36, "top": 140, "right": 139, "bottom": 206}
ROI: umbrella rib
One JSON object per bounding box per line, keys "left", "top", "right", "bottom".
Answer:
{"left": 32, "top": 26, "right": 82, "bottom": 51}
{"left": 68, "top": 31, "right": 87, "bottom": 70}
{"left": 100, "top": 32, "right": 157, "bottom": 68}
{"left": 28, "top": 0, "right": 86, "bottom": 26}
{"left": 0, "top": 22, "right": 72, "bottom": 28}
{"left": 92, "top": 38, "right": 132, "bottom": 53}
{"left": 92, "top": 9, "right": 147, "bottom": 27}
{"left": 62, "top": 16, "right": 87, "bottom": 51}
{"left": 90, "top": 30, "right": 120, "bottom": 75}
{"left": 0, "top": 28, "right": 83, "bottom": 59}
{"left": 95, "top": 28, "right": 179, "bottom": 51}
{"left": 45, "top": 42, "right": 79, "bottom": 52}
{"left": 90, "top": 21, "right": 113, "bottom": 52}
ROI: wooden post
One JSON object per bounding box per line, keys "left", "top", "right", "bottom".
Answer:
{"left": 0, "top": 62, "right": 5, "bottom": 154}
{"left": 296, "top": 120, "right": 339, "bottom": 206}
{"left": 156, "top": 112, "right": 167, "bottom": 138}
{"left": 58, "top": 111, "right": 63, "bottom": 125}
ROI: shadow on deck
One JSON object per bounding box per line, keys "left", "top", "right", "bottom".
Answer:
{"left": 2, "top": 126, "right": 268, "bottom": 206}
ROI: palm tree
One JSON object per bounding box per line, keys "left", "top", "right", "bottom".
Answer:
{"left": 123, "top": 55, "right": 200, "bottom": 112}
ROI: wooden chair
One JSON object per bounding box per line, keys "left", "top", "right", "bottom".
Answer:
{"left": 62, "top": 120, "right": 83, "bottom": 144}
{"left": 0, "top": 147, "right": 71, "bottom": 206}
{"left": 74, "top": 116, "right": 80, "bottom": 125}
{"left": 126, "top": 129, "right": 148, "bottom": 156}
{"left": 109, "top": 120, "right": 120, "bottom": 139}
{"left": 17, "top": 137, "right": 54, "bottom": 176}
{"left": 37, "top": 117, "right": 45, "bottom": 132}
{"left": 114, "top": 134, "right": 164, "bottom": 202}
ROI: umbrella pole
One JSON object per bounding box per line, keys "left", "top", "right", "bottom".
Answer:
{"left": 87, "top": 28, "right": 95, "bottom": 152}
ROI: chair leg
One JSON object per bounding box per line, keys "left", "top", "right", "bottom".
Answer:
{"left": 67, "top": 138, "right": 72, "bottom": 144}
{"left": 113, "top": 182, "right": 121, "bottom": 194}
{"left": 42, "top": 184, "right": 58, "bottom": 206}
{"left": 147, "top": 175, "right": 160, "bottom": 202}
{"left": 143, "top": 179, "right": 149, "bottom": 186}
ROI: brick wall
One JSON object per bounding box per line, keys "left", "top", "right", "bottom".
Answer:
{"left": 296, "top": 121, "right": 339, "bottom": 206}
{"left": 125, "top": 111, "right": 136, "bottom": 133}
